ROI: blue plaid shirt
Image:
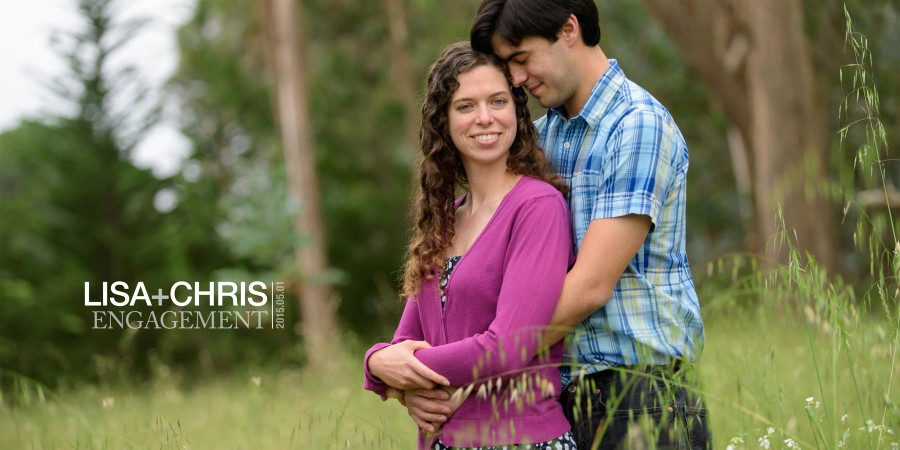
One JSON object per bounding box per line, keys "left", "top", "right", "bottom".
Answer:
{"left": 535, "top": 60, "right": 705, "bottom": 385}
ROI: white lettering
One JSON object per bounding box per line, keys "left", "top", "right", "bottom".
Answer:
{"left": 170, "top": 281, "right": 192, "bottom": 306}
{"left": 195, "top": 282, "right": 215, "bottom": 307}
{"left": 92, "top": 310, "right": 107, "bottom": 328}
{"left": 85, "top": 282, "right": 101, "bottom": 306}
{"left": 132, "top": 282, "right": 151, "bottom": 306}
{"left": 248, "top": 281, "right": 268, "bottom": 306}
{"left": 218, "top": 282, "right": 239, "bottom": 306}
{"left": 110, "top": 282, "right": 129, "bottom": 307}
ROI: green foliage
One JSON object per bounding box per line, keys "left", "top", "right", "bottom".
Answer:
{"left": 0, "top": 0, "right": 185, "bottom": 384}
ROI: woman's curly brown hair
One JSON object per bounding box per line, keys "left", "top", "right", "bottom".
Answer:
{"left": 400, "top": 42, "right": 566, "bottom": 298}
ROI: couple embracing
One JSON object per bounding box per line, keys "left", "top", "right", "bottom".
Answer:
{"left": 364, "top": 1, "right": 708, "bottom": 449}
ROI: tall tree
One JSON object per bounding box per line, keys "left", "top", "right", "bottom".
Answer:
{"left": 383, "top": 0, "right": 418, "bottom": 160}
{"left": 0, "top": 0, "right": 186, "bottom": 383}
{"left": 640, "top": 0, "right": 837, "bottom": 269}
{"left": 264, "top": 0, "right": 338, "bottom": 367}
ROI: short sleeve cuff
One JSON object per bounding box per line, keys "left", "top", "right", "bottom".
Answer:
{"left": 591, "top": 191, "right": 661, "bottom": 224}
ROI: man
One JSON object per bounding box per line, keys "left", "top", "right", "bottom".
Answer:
{"left": 372, "top": 1, "right": 708, "bottom": 447}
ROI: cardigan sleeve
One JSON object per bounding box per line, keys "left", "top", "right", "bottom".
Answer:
{"left": 362, "top": 297, "right": 425, "bottom": 399}
{"left": 414, "top": 194, "right": 573, "bottom": 386}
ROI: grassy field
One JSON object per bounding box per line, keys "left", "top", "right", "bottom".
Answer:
{"left": 2, "top": 298, "right": 897, "bottom": 449}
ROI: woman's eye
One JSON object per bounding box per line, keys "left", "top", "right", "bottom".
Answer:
{"left": 457, "top": 104, "right": 473, "bottom": 111}
{"left": 492, "top": 98, "right": 508, "bottom": 106}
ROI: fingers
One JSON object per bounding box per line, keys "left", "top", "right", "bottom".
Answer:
{"left": 398, "top": 341, "right": 451, "bottom": 387}
{"left": 408, "top": 360, "right": 450, "bottom": 387}
{"left": 410, "top": 408, "right": 447, "bottom": 424}
{"left": 404, "top": 388, "right": 459, "bottom": 434}
{"left": 369, "top": 341, "right": 445, "bottom": 390}
{"left": 403, "top": 340, "right": 432, "bottom": 351}
{"left": 408, "top": 399, "right": 451, "bottom": 419}
{"left": 405, "top": 390, "right": 452, "bottom": 418}
{"left": 410, "top": 388, "right": 450, "bottom": 401}
{"left": 410, "top": 414, "right": 436, "bottom": 433}
{"left": 415, "top": 364, "right": 450, "bottom": 387}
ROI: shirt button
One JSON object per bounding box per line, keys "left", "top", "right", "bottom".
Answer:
{"left": 564, "top": 141, "right": 571, "bottom": 149}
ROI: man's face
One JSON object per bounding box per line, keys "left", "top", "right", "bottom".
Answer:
{"left": 491, "top": 34, "right": 578, "bottom": 111}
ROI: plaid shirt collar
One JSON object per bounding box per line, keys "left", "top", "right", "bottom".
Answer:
{"left": 547, "top": 59, "right": 626, "bottom": 129}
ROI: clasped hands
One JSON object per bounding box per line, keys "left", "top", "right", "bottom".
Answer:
{"left": 368, "top": 340, "right": 466, "bottom": 433}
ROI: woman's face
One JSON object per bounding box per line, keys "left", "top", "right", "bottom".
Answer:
{"left": 447, "top": 65, "right": 517, "bottom": 171}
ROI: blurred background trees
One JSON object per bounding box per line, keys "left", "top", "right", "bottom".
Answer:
{"left": 1, "top": 0, "right": 897, "bottom": 387}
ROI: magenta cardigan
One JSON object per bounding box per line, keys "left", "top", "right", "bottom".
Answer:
{"left": 364, "top": 176, "right": 575, "bottom": 447}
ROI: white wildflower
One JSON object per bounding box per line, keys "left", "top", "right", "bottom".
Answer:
{"left": 838, "top": 429, "right": 850, "bottom": 448}
{"left": 726, "top": 436, "right": 743, "bottom": 450}
{"left": 758, "top": 435, "right": 770, "bottom": 449}
{"left": 767, "top": 427, "right": 775, "bottom": 435}
{"left": 101, "top": 396, "right": 114, "bottom": 409}
{"left": 805, "top": 396, "right": 820, "bottom": 408}
{"left": 841, "top": 414, "right": 848, "bottom": 424}
{"left": 784, "top": 438, "right": 800, "bottom": 449}
{"left": 862, "top": 419, "right": 877, "bottom": 433}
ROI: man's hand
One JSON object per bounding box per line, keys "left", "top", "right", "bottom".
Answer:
{"left": 368, "top": 340, "right": 451, "bottom": 390}
{"left": 404, "top": 387, "right": 466, "bottom": 433}
{"left": 385, "top": 387, "right": 406, "bottom": 406}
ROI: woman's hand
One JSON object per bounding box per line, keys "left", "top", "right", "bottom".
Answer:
{"left": 404, "top": 386, "right": 467, "bottom": 433}
{"left": 368, "top": 340, "right": 450, "bottom": 390}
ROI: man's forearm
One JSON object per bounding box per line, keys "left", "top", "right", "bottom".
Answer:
{"left": 546, "top": 265, "right": 614, "bottom": 345}
{"left": 546, "top": 215, "right": 652, "bottom": 346}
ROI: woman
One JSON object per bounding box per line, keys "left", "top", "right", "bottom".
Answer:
{"left": 364, "top": 42, "right": 576, "bottom": 449}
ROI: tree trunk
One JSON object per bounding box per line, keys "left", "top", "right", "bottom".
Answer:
{"left": 640, "top": 0, "right": 836, "bottom": 269}
{"left": 267, "top": 0, "right": 338, "bottom": 368}
{"left": 383, "top": 0, "right": 419, "bottom": 161}
{"left": 741, "top": 0, "right": 834, "bottom": 267}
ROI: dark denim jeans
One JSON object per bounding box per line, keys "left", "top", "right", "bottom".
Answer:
{"left": 558, "top": 366, "right": 710, "bottom": 450}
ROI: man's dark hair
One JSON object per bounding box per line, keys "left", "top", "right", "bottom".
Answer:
{"left": 471, "top": 0, "right": 601, "bottom": 54}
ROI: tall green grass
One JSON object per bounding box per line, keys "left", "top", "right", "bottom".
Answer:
{"left": 0, "top": 354, "right": 416, "bottom": 449}
{"left": 1, "top": 308, "right": 895, "bottom": 449}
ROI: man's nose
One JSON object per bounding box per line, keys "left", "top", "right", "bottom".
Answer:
{"left": 509, "top": 65, "right": 527, "bottom": 88}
